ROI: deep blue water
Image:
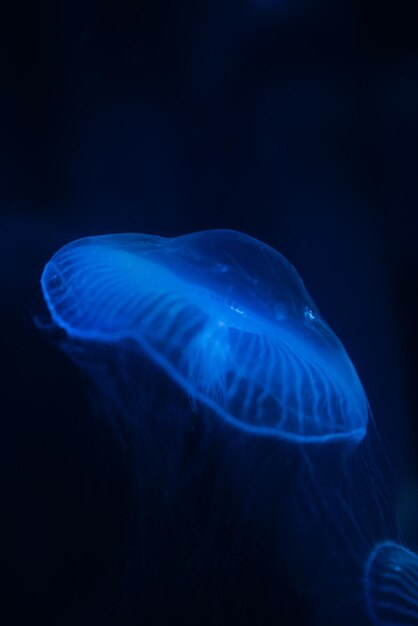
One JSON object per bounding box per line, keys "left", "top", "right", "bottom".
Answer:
{"left": 1, "top": 1, "right": 418, "bottom": 624}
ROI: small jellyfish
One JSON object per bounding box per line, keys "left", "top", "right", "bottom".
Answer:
{"left": 364, "top": 541, "right": 418, "bottom": 626}
{"left": 41, "top": 229, "right": 368, "bottom": 443}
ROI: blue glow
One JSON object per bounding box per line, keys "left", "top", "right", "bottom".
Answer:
{"left": 364, "top": 541, "right": 418, "bottom": 626}
{"left": 41, "top": 229, "right": 368, "bottom": 443}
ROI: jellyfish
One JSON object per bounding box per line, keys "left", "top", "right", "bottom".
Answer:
{"left": 40, "top": 229, "right": 395, "bottom": 625}
{"left": 41, "top": 229, "right": 368, "bottom": 443}
{"left": 364, "top": 541, "right": 418, "bottom": 626}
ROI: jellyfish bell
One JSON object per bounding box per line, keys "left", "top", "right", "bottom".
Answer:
{"left": 41, "top": 229, "right": 368, "bottom": 444}
{"left": 364, "top": 540, "right": 418, "bottom": 626}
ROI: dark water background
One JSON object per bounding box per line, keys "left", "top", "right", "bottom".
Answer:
{"left": 1, "top": 1, "right": 418, "bottom": 624}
